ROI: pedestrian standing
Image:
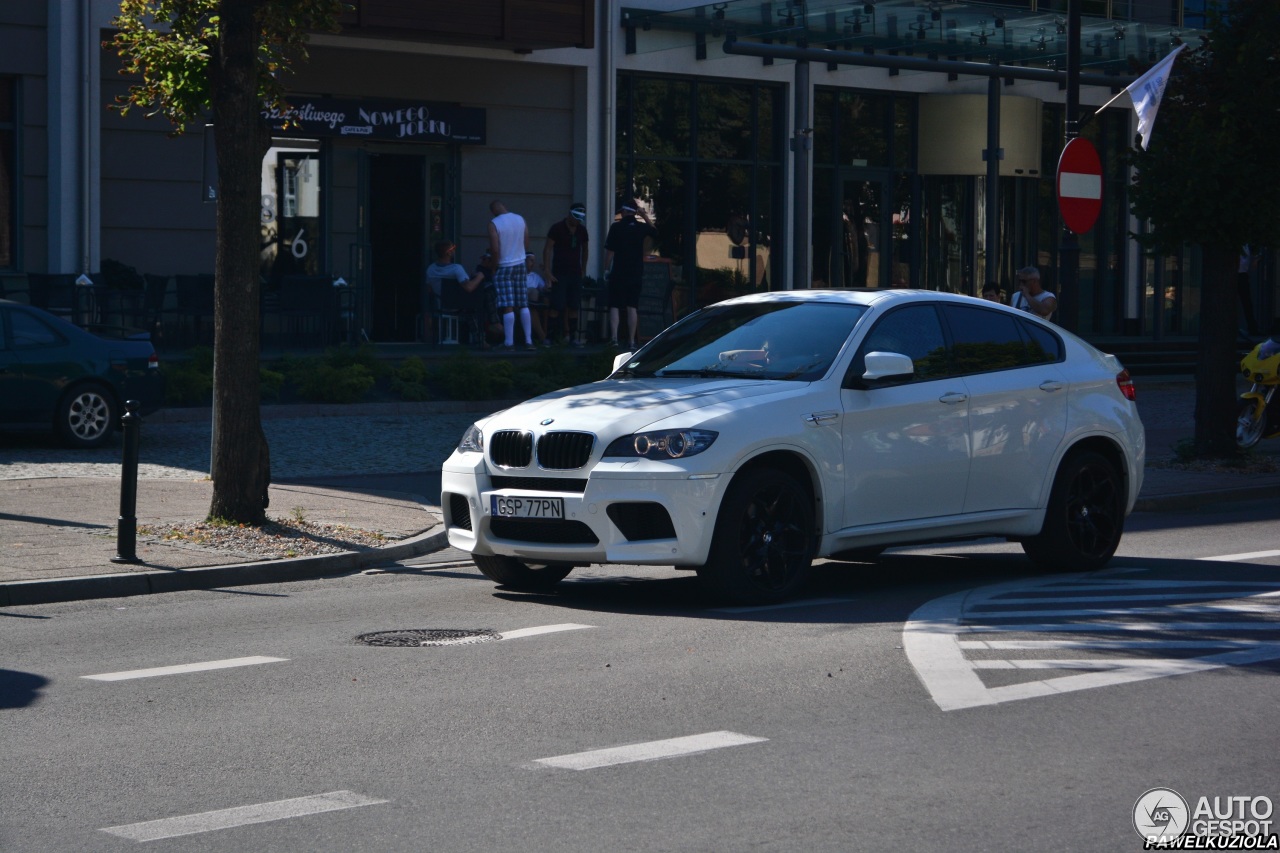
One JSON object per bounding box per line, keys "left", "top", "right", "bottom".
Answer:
{"left": 1011, "top": 266, "right": 1057, "bottom": 321}
{"left": 544, "top": 202, "right": 589, "bottom": 346}
{"left": 603, "top": 197, "right": 658, "bottom": 349}
{"left": 487, "top": 199, "right": 534, "bottom": 351}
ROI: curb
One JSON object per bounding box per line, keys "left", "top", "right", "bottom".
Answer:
{"left": 147, "top": 399, "right": 524, "bottom": 424}
{"left": 1133, "top": 484, "right": 1278, "bottom": 514}
{"left": 0, "top": 524, "right": 451, "bottom": 608}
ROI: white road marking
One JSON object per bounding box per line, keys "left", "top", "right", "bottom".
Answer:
{"left": 984, "top": 590, "right": 1280, "bottom": 604}
{"left": 712, "top": 597, "right": 852, "bottom": 614}
{"left": 1200, "top": 550, "right": 1280, "bottom": 563}
{"left": 82, "top": 656, "right": 287, "bottom": 682}
{"left": 533, "top": 731, "right": 767, "bottom": 771}
{"left": 499, "top": 623, "right": 593, "bottom": 640}
{"left": 958, "top": 639, "right": 1254, "bottom": 650}
{"left": 963, "top": 600, "right": 1276, "bottom": 619}
{"left": 99, "top": 791, "right": 387, "bottom": 842}
{"left": 903, "top": 573, "right": 1280, "bottom": 711}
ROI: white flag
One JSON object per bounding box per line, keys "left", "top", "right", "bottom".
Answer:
{"left": 1127, "top": 43, "right": 1187, "bottom": 150}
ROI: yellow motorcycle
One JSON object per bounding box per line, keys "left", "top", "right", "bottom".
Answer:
{"left": 1236, "top": 342, "right": 1280, "bottom": 449}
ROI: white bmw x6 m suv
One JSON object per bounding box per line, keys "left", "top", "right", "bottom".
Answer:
{"left": 441, "top": 289, "right": 1145, "bottom": 604}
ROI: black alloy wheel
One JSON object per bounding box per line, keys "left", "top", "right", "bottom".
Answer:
{"left": 1023, "top": 450, "right": 1124, "bottom": 572}
{"left": 698, "top": 467, "right": 815, "bottom": 605}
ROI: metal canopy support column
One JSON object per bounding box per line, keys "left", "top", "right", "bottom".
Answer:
{"left": 984, "top": 60, "right": 1002, "bottom": 293}
{"left": 791, "top": 57, "right": 811, "bottom": 290}
{"left": 1059, "top": 0, "right": 1082, "bottom": 330}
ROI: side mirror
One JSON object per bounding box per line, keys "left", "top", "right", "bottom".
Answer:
{"left": 611, "top": 352, "right": 633, "bottom": 374}
{"left": 862, "top": 351, "right": 914, "bottom": 382}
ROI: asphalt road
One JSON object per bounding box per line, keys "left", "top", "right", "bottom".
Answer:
{"left": 3, "top": 498, "right": 1278, "bottom": 852}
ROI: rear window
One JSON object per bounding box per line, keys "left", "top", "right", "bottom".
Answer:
{"left": 10, "top": 309, "right": 64, "bottom": 348}
{"left": 943, "top": 305, "right": 1060, "bottom": 374}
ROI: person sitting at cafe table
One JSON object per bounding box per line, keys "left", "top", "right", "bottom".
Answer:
{"left": 424, "top": 240, "right": 484, "bottom": 342}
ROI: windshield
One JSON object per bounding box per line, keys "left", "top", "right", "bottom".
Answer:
{"left": 616, "top": 301, "right": 868, "bottom": 382}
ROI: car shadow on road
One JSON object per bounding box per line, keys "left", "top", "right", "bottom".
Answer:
{"left": 489, "top": 552, "right": 1052, "bottom": 625}
{"left": 0, "top": 668, "right": 50, "bottom": 709}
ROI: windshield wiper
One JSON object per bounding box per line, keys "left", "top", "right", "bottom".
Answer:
{"left": 657, "top": 368, "right": 764, "bottom": 379}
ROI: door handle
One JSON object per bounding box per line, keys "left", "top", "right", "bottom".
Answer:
{"left": 1039, "top": 380, "right": 1065, "bottom": 392}
{"left": 938, "top": 392, "right": 968, "bottom": 405}
{"left": 804, "top": 411, "right": 839, "bottom": 426}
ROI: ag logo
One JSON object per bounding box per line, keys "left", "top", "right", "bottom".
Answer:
{"left": 1133, "top": 787, "right": 1189, "bottom": 841}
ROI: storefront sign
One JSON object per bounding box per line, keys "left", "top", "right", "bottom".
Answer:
{"left": 263, "top": 97, "right": 486, "bottom": 144}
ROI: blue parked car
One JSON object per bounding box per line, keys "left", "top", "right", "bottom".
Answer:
{"left": 0, "top": 299, "right": 163, "bottom": 448}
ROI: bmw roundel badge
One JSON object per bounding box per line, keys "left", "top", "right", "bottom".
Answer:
{"left": 540, "top": 418, "right": 555, "bottom": 425}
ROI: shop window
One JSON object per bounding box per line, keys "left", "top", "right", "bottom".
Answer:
{"left": 695, "top": 163, "right": 769, "bottom": 303}
{"left": 838, "top": 92, "right": 890, "bottom": 168}
{"left": 0, "top": 77, "right": 15, "bottom": 269}
{"left": 617, "top": 73, "right": 784, "bottom": 305}
{"left": 757, "top": 88, "right": 780, "bottom": 162}
{"left": 697, "top": 83, "right": 754, "bottom": 162}
{"left": 632, "top": 78, "right": 691, "bottom": 159}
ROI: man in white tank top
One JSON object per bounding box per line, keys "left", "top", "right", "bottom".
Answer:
{"left": 1011, "top": 265, "right": 1057, "bottom": 321}
{"left": 487, "top": 200, "right": 533, "bottom": 350}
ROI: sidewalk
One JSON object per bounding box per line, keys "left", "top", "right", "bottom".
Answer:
{"left": 2, "top": 380, "right": 1278, "bottom": 606}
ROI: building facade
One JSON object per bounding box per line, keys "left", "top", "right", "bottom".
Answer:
{"left": 1, "top": 0, "right": 1271, "bottom": 346}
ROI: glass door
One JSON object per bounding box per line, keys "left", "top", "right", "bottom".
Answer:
{"left": 817, "top": 172, "right": 906, "bottom": 289}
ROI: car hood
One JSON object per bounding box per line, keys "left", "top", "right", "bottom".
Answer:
{"left": 481, "top": 377, "right": 792, "bottom": 437}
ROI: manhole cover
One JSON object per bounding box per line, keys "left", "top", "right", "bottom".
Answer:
{"left": 355, "top": 629, "right": 501, "bottom": 647}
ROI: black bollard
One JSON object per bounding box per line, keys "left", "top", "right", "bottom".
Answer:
{"left": 111, "top": 399, "right": 142, "bottom": 565}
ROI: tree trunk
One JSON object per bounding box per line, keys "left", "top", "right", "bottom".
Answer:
{"left": 208, "top": 0, "right": 271, "bottom": 524}
{"left": 1192, "top": 243, "right": 1243, "bottom": 458}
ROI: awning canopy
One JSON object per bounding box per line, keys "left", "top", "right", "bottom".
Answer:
{"left": 621, "top": 0, "right": 1198, "bottom": 78}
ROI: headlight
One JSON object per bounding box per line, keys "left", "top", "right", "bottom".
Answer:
{"left": 457, "top": 424, "right": 484, "bottom": 454}
{"left": 603, "top": 429, "right": 718, "bottom": 460}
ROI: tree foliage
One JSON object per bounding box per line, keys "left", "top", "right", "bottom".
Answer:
{"left": 108, "top": 0, "right": 345, "bottom": 524}
{"left": 1129, "top": 0, "right": 1280, "bottom": 256}
{"left": 109, "top": 0, "right": 344, "bottom": 133}
{"left": 1128, "top": 0, "right": 1280, "bottom": 457}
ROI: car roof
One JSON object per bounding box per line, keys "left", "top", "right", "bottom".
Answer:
{"left": 716, "top": 287, "right": 1000, "bottom": 310}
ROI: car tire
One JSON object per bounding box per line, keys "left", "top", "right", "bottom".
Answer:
{"left": 1022, "top": 449, "right": 1124, "bottom": 572}
{"left": 697, "top": 467, "right": 815, "bottom": 605}
{"left": 472, "top": 554, "right": 573, "bottom": 591}
{"left": 57, "top": 384, "right": 118, "bottom": 449}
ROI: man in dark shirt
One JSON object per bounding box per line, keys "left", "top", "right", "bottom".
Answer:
{"left": 603, "top": 197, "right": 658, "bottom": 349}
{"left": 543, "top": 203, "right": 589, "bottom": 346}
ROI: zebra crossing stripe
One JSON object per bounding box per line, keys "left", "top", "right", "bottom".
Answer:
{"left": 903, "top": 572, "right": 1280, "bottom": 711}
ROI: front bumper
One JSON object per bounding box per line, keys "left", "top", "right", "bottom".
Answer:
{"left": 440, "top": 453, "right": 730, "bottom": 567}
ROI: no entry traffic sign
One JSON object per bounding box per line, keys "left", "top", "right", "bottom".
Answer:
{"left": 1057, "top": 138, "right": 1103, "bottom": 235}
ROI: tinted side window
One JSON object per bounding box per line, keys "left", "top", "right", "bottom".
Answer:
{"left": 10, "top": 310, "right": 63, "bottom": 348}
{"left": 944, "top": 305, "right": 1038, "bottom": 374}
{"left": 1020, "top": 319, "right": 1063, "bottom": 363}
{"left": 856, "top": 304, "right": 951, "bottom": 382}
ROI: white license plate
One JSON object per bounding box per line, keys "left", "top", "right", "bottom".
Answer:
{"left": 490, "top": 495, "right": 565, "bottom": 519}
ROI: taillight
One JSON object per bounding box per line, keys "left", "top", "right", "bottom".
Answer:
{"left": 1116, "top": 368, "right": 1136, "bottom": 401}
{"left": 148, "top": 352, "right": 159, "bottom": 369}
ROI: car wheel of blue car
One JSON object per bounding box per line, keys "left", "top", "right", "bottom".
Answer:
{"left": 58, "top": 384, "right": 117, "bottom": 449}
